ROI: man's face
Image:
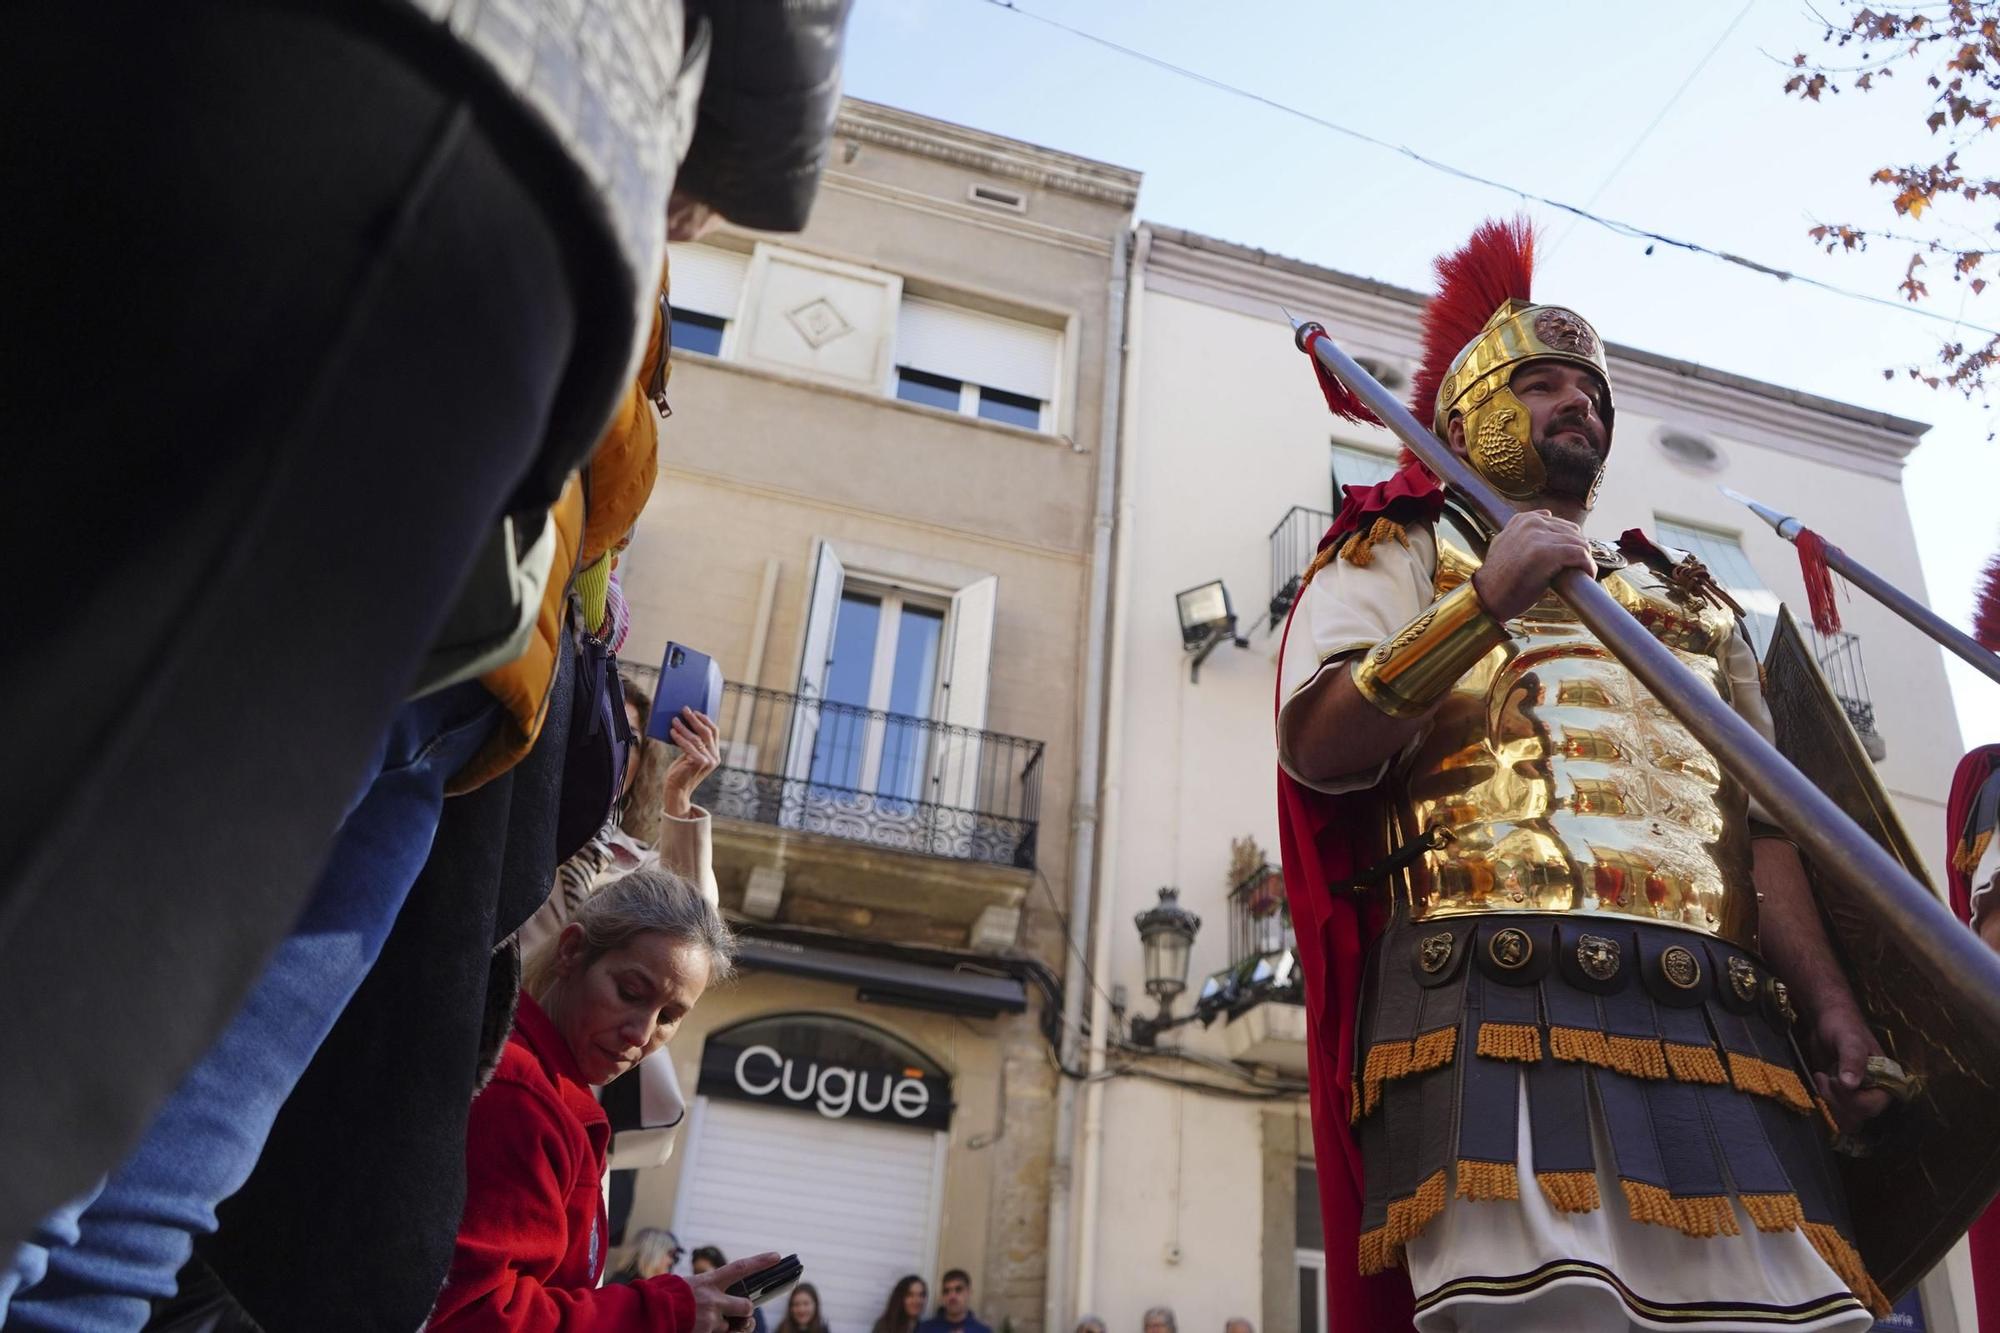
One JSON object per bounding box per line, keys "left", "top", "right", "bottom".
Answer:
{"left": 1142, "top": 1317, "right": 1173, "bottom": 1333}
{"left": 940, "top": 1278, "right": 970, "bottom": 1319}
{"left": 1509, "top": 360, "right": 1609, "bottom": 503}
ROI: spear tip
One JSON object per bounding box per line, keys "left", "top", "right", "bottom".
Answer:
{"left": 1717, "top": 485, "right": 1800, "bottom": 541}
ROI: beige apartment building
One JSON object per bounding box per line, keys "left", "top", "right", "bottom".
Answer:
{"left": 1069, "top": 225, "right": 1974, "bottom": 1333}
{"left": 610, "top": 101, "right": 1137, "bottom": 1333}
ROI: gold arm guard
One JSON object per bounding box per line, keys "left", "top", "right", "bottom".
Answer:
{"left": 1349, "top": 581, "right": 1510, "bottom": 719}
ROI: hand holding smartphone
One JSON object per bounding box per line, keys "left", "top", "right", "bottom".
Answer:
{"left": 725, "top": 1253, "right": 803, "bottom": 1309}
{"left": 649, "top": 641, "right": 723, "bottom": 744}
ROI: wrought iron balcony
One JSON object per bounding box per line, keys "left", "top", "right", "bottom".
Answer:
{"left": 1808, "top": 627, "right": 1878, "bottom": 743}
{"left": 691, "top": 682, "right": 1044, "bottom": 870}
{"left": 1269, "top": 505, "right": 1336, "bottom": 630}
{"left": 1197, "top": 860, "right": 1303, "bottom": 1018}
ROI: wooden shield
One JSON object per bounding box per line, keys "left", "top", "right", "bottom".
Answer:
{"left": 1763, "top": 606, "right": 2000, "bottom": 1299}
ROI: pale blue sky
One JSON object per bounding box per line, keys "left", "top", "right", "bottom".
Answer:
{"left": 842, "top": 0, "right": 2000, "bottom": 747}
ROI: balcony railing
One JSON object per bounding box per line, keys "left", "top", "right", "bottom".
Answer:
{"left": 690, "top": 682, "right": 1044, "bottom": 870}
{"left": 1198, "top": 862, "right": 1303, "bottom": 1017}
{"left": 1269, "top": 505, "right": 1336, "bottom": 630}
{"left": 1809, "top": 627, "right": 1878, "bottom": 739}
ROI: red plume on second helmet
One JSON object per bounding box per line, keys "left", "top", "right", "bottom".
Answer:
{"left": 1976, "top": 543, "right": 2000, "bottom": 653}
{"left": 1403, "top": 216, "right": 1537, "bottom": 467}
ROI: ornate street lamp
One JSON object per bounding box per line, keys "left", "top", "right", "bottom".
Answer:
{"left": 1131, "top": 887, "right": 1202, "bottom": 1046}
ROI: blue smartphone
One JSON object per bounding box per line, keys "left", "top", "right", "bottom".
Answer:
{"left": 648, "top": 642, "right": 723, "bottom": 742}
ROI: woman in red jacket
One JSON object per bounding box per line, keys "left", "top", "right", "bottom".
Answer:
{"left": 432, "top": 866, "right": 775, "bottom": 1331}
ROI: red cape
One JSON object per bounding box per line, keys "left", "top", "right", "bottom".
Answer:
{"left": 1949, "top": 745, "right": 2000, "bottom": 1333}
{"left": 1275, "top": 462, "right": 1442, "bottom": 1331}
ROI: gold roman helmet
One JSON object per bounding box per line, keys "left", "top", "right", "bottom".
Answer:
{"left": 1434, "top": 299, "right": 1615, "bottom": 500}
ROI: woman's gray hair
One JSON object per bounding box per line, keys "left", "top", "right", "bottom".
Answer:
{"left": 1141, "top": 1309, "right": 1177, "bottom": 1333}
{"left": 522, "top": 865, "right": 735, "bottom": 1003}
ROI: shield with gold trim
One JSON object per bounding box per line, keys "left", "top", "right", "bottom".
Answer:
{"left": 1762, "top": 606, "right": 2000, "bottom": 1298}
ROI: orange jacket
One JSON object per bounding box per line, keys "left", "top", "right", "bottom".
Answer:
{"left": 449, "top": 280, "right": 666, "bottom": 794}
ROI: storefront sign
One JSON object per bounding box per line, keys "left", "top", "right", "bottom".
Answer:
{"left": 699, "top": 1018, "right": 953, "bottom": 1131}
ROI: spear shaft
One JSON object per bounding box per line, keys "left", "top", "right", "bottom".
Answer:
{"left": 1289, "top": 317, "right": 2000, "bottom": 1011}
{"left": 1722, "top": 486, "right": 2000, "bottom": 688}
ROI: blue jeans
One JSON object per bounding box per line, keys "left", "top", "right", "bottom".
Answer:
{"left": 1, "top": 682, "right": 499, "bottom": 1330}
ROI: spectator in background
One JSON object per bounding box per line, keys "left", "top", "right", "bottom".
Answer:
{"left": 612, "top": 1228, "right": 684, "bottom": 1285}
{"left": 1074, "top": 1317, "right": 1107, "bottom": 1333}
{"left": 692, "top": 1246, "right": 769, "bottom": 1333}
{"left": 1142, "top": 1309, "right": 1177, "bottom": 1333}
{"left": 915, "top": 1270, "right": 990, "bottom": 1333}
{"left": 874, "top": 1276, "right": 929, "bottom": 1333}
{"left": 430, "top": 869, "right": 767, "bottom": 1330}
{"left": 1223, "top": 1320, "right": 1254, "bottom": 1333}
{"left": 775, "top": 1282, "right": 831, "bottom": 1333}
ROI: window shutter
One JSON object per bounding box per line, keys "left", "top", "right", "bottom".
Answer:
{"left": 929, "top": 576, "right": 997, "bottom": 812}
{"left": 782, "top": 541, "right": 847, "bottom": 804}
{"left": 670, "top": 245, "right": 750, "bottom": 320}
{"left": 895, "top": 298, "right": 1059, "bottom": 401}
{"left": 673, "top": 1099, "right": 941, "bottom": 1333}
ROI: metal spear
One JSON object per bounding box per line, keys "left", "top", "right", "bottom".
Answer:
{"left": 1286, "top": 314, "right": 2000, "bottom": 1015}
{"left": 1720, "top": 486, "right": 2000, "bottom": 688}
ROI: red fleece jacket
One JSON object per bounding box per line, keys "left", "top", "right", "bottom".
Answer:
{"left": 431, "top": 992, "right": 697, "bottom": 1332}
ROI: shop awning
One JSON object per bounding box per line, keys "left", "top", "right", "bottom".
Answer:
{"left": 737, "top": 937, "right": 1028, "bottom": 1019}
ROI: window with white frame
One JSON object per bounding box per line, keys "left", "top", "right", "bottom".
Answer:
{"left": 1296, "top": 1163, "right": 1326, "bottom": 1333}
{"left": 892, "top": 296, "right": 1060, "bottom": 432}
{"left": 1653, "top": 518, "right": 1779, "bottom": 653}
{"left": 810, "top": 585, "right": 947, "bottom": 802}
{"left": 1330, "top": 441, "right": 1399, "bottom": 500}
{"left": 787, "top": 542, "right": 998, "bottom": 814}
{"left": 667, "top": 244, "right": 750, "bottom": 358}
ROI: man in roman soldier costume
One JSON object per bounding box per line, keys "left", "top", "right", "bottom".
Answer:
{"left": 1275, "top": 219, "right": 1893, "bottom": 1330}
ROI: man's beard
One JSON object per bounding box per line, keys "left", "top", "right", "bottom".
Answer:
{"left": 1534, "top": 421, "right": 1604, "bottom": 502}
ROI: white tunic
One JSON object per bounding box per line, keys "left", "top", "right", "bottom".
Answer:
{"left": 1276, "top": 524, "right": 1873, "bottom": 1333}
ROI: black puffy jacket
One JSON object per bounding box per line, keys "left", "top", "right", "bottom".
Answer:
{"left": 679, "top": 0, "right": 856, "bottom": 232}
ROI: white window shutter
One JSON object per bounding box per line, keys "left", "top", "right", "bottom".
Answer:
{"left": 930, "top": 576, "right": 997, "bottom": 812}
{"left": 895, "top": 298, "right": 1059, "bottom": 401}
{"left": 783, "top": 541, "right": 847, "bottom": 801}
{"left": 940, "top": 576, "right": 997, "bottom": 731}
{"left": 670, "top": 244, "right": 750, "bottom": 320}
{"left": 673, "top": 1100, "right": 942, "bottom": 1333}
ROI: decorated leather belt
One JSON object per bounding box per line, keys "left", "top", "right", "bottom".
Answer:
{"left": 1346, "top": 913, "right": 1883, "bottom": 1315}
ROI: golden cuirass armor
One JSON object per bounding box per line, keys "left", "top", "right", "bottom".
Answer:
{"left": 1399, "top": 535, "right": 1759, "bottom": 950}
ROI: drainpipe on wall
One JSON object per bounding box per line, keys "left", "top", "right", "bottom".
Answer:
{"left": 1044, "top": 223, "right": 1129, "bottom": 1333}
{"left": 1073, "top": 223, "right": 1149, "bottom": 1322}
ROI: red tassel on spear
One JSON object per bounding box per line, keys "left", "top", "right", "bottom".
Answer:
{"left": 1793, "top": 526, "right": 1844, "bottom": 637}
{"left": 1722, "top": 487, "right": 2000, "bottom": 687}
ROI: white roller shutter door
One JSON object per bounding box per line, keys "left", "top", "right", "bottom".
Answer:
{"left": 895, "top": 298, "right": 1060, "bottom": 401}
{"left": 672, "top": 245, "right": 751, "bottom": 320}
{"left": 674, "top": 1098, "right": 943, "bottom": 1333}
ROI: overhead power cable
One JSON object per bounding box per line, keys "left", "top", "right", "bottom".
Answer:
{"left": 1547, "top": 0, "right": 1757, "bottom": 253}
{"left": 975, "top": 0, "right": 2000, "bottom": 342}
